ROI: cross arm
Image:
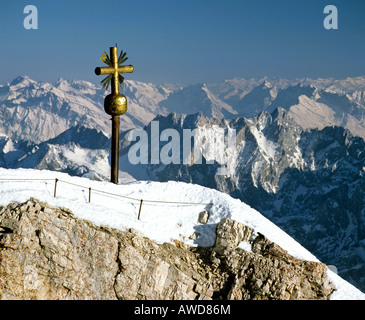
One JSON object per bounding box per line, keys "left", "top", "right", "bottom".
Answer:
{"left": 95, "top": 65, "right": 134, "bottom": 76}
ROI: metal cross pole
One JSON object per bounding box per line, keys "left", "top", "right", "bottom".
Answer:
{"left": 95, "top": 46, "right": 134, "bottom": 184}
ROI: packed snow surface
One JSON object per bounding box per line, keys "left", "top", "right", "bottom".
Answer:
{"left": 0, "top": 168, "right": 363, "bottom": 300}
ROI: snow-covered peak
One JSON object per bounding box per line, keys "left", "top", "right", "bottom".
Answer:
{"left": 53, "top": 78, "right": 99, "bottom": 95}
{"left": 159, "top": 83, "right": 238, "bottom": 119}
{"left": 9, "top": 75, "right": 37, "bottom": 89}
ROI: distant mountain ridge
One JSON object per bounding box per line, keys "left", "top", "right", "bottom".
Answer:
{"left": 0, "top": 125, "right": 110, "bottom": 181}
{"left": 1, "top": 75, "right": 365, "bottom": 143}
{"left": 0, "top": 75, "right": 171, "bottom": 143}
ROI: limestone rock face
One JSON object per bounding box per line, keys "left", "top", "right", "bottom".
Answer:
{"left": 0, "top": 198, "right": 334, "bottom": 300}
{"left": 0, "top": 198, "right": 119, "bottom": 300}
{"left": 0, "top": 198, "right": 210, "bottom": 300}
{"left": 212, "top": 218, "right": 334, "bottom": 300}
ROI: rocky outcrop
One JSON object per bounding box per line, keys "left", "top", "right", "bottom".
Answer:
{"left": 0, "top": 198, "right": 119, "bottom": 299}
{"left": 0, "top": 198, "right": 334, "bottom": 300}
{"left": 210, "top": 218, "right": 334, "bottom": 299}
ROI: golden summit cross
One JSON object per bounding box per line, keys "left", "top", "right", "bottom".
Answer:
{"left": 95, "top": 45, "right": 134, "bottom": 184}
{"left": 95, "top": 46, "right": 134, "bottom": 112}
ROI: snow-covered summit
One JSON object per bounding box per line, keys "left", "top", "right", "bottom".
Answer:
{"left": 0, "top": 167, "right": 363, "bottom": 299}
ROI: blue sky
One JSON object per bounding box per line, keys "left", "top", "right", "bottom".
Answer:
{"left": 0, "top": 0, "right": 364, "bottom": 85}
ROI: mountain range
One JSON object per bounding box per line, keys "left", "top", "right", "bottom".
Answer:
{"left": 1, "top": 75, "right": 365, "bottom": 292}
{"left": 1, "top": 75, "right": 365, "bottom": 142}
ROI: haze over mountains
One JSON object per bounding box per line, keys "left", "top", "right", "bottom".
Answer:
{"left": 0, "top": 74, "right": 365, "bottom": 292}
